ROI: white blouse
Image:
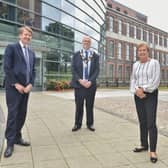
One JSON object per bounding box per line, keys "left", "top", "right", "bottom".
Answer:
{"left": 130, "top": 58, "right": 160, "bottom": 93}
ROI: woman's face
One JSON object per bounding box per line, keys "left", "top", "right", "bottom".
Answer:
{"left": 138, "top": 46, "right": 149, "bottom": 63}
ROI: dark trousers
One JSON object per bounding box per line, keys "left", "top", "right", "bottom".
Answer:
{"left": 5, "top": 87, "right": 29, "bottom": 146}
{"left": 134, "top": 89, "right": 158, "bottom": 152}
{"left": 74, "top": 85, "right": 96, "bottom": 127}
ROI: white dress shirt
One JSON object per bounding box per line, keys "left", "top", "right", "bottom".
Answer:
{"left": 19, "top": 41, "right": 28, "bottom": 56}
{"left": 130, "top": 58, "right": 160, "bottom": 93}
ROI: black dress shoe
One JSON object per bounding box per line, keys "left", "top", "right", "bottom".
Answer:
{"left": 133, "top": 147, "right": 148, "bottom": 152}
{"left": 4, "top": 146, "right": 14, "bottom": 158}
{"left": 87, "top": 126, "right": 95, "bottom": 131}
{"left": 72, "top": 125, "right": 81, "bottom": 132}
{"left": 150, "top": 157, "right": 158, "bottom": 163}
{"left": 15, "top": 139, "right": 30, "bottom": 146}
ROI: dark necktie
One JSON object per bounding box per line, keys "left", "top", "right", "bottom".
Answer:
{"left": 24, "top": 47, "right": 30, "bottom": 83}
{"left": 84, "top": 51, "right": 89, "bottom": 80}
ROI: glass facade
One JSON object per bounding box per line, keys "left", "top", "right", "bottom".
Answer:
{"left": 0, "top": 0, "right": 106, "bottom": 90}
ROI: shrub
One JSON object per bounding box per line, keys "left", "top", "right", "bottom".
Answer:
{"left": 46, "top": 80, "right": 71, "bottom": 91}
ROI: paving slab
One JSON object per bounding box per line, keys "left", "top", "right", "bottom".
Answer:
{"left": 0, "top": 90, "right": 168, "bottom": 168}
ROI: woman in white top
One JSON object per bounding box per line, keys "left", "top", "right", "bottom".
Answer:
{"left": 130, "top": 43, "right": 160, "bottom": 163}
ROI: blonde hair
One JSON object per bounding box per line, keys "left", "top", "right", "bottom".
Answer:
{"left": 19, "top": 26, "right": 33, "bottom": 35}
{"left": 137, "top": 43, "right": 149, "bottom": 52}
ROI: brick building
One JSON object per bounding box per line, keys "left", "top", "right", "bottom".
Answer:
{"left": 104, "top": 0, "right": 168, "bottom": 86}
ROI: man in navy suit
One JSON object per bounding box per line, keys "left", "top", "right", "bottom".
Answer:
{"left": 3, "top": 26, "right": 36, "bottom": 157}
{"left": 71, "top": 36, "right": 99, "bottom": 132}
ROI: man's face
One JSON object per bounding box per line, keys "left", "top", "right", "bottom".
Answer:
{"left": 82, "top": 37, "right": 91, "bottom": 50}
{"left": 19, "top": 29, "right": 32, "bottom": 45}
{"left": 138, "top": 46, "right": 149, "bottom": 62}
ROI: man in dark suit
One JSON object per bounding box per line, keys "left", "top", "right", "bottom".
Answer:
{"left": 3, "top": 26, "right": 36, "bottom": 157}
{"left": 71, "top": 36, "right": 99, "bottom": 132}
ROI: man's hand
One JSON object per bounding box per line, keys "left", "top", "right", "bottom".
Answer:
{"left": 79, "top": 79, "right": 87, "bottom": 87}
{"left": 24, "top": 84, "right": 32, "bottom": 94}
{"left": 79, "top": 79, "right": 92, "bottom": 88}
{"left": 15, "top": 83, "right": 25, "bottom": 94}
{"left": 85, "top": 81, "right": 92, "bottom": 88}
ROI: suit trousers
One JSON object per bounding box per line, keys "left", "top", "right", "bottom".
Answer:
{"left": 5, "top": 87, "right": 29, "bottom": 146}
{"left": 134, "top": 89, "right": 158, "bottom": 152}
{"left": 74, "top": 85, "right": 96, "bottom": 127}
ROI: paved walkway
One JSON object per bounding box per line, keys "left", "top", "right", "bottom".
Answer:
{"left": 0, "top": 90, "right": 168, "bottom": 168}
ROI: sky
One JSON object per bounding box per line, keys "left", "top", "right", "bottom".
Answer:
{"left": 114, "top": 0, "right": 168, "bottom": 33}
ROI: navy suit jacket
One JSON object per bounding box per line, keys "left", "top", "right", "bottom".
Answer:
{"left": 3, "top": 42, "right": 36, "bottom": 88}
{"left": 70, "top": 50, "right": 99, "bottom": 88}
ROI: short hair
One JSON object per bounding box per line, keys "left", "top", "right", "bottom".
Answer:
{"left": 19, "top": 26, "right": 33, "bottom": 35}
{"left": 137, "top": 43, "right": 149, "bottom": 52}
{"left": 82, "top": 36, "right": 91, "bottom": 42}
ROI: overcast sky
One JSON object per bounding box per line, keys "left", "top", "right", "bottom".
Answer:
{"left": 115, "top": 0, "right": 168, "bottom": 33}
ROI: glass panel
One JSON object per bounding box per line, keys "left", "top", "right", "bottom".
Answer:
{"left": 42, "top": 3, "right": 61, "bottom": 30}
{"left": 0, "top": 54, "right": 3, "bottom": 87}
{"left": 0, "top": 2, "right": 16, "bottom": 21}
{"left": 34, "top": 57, "right": 42, "bottom": 87}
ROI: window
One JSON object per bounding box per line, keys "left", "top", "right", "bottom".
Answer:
{"left": 154, "top": 34, "right": 158, "bottom": 45}
{"left": 159, "top": 52, "right": 162, "bottom": 64}
{"left": 0, "top": 2, "right": 16, "bottom": 21}
{"left": 107, "top": 3, "right": 112, "bottom": 8}
{"left": 140, "top": 28, "right": 143, "bottom": 40}
{"left": 159, "top": 52, "right": 165, "bottom": 65}
{"left": 109, "top": 16, "right": 113, "bottom": 32}
{"left": 159, "top": 36, "right": 163, "bottom": 46}
{"left": 116, "top": 7, "right": 120, "bottom": 11}
{"left": 166, "top": 54, "right": 168, "bottom": 65}
{"left": 118, "top": 42, "right": 122, "bottom": 59}
{"left": 157, "top": 51, "right": 159, "bottom": 61}
{"left": 108, "top": 64, "right": 114, "bottom": 80}
{"left": 162, "top": 53, "right": 164, "bottom": 65}
{"left": 124, "top": 10, "right": 128, "bottom": 15}
{"left": 118, "top": 20, "right": 122, "bottom": 34}
{"left": 164, "top": 38, "right": 167, "bottom": 47}
{"left": 162, "top": 70, "right": 165, "bottom": 81}
{"left": 125, "top": 66, "right": 131, "bottom": 81}
{"left": 163, "top": 53, "right": 166, "bottom": 65}
{"left": 118, "top": 65, "right": 123, "bottom": 81}
{"left": 134, "top": 25, "right": 137, "bottom": 39}
{"left": 146, "top": 30, "right": 149, "bottom": 42}
{"left": 149, "top": 32, "right": 154, "bottom": 44}
{"left": 143, "top": 30, "right": 147, "bottom": 41}
{"left": 126, "top": 23, "right": 129, "bottom": 37}
{"left": 130, "top": 25, "right": 134, "bottom": 38}
{"left": 108, "top": 41, "right": 114, "bottom": 58}
{"left": 133, "top": 46, "right": 137, "bottom": 62}
{"left": 151, "top": 50, "right": 154, "bottom": 58}
{"left": 126, "top": 44, "right": 129, "bottom": 60}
